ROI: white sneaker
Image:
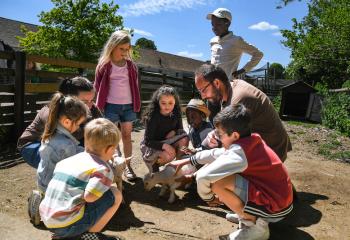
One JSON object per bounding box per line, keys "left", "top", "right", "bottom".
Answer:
{"left": 27, "top": 190, "right": 43, "bottom": 226}
{"left": 229, "top": 218, "right": 270, "bottom": 240}
{"left": 226, "top": 212, "right": 240, "bottom": 224}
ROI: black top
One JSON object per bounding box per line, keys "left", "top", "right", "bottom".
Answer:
{"left": 143, "top": 111, "right": 184, "bottom": 150}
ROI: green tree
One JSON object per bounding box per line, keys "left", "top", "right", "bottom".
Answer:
{"left": 18, "top": 0, "right": 123, "bottom": 62}
{"left": 268, "top": 62, "right": 285, "bottom": 79}
{"left": 281, "top": 0, "right": 350, "bottom": 88}
{"left": 135, "top": 37, "right": 157, "bottom": 50}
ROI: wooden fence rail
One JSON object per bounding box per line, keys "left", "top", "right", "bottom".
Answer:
{"left": 0, "top": 50, "right": 197, "bottom": 144}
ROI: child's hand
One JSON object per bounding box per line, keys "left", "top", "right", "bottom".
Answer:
{"left": 162, "top": 143, "right": 175, "bottom": 156}
{"left": 179, "top": 146, "right": 196, "bottom": 155}
{"left": 205, "top": 130, "right": 220, "bottom": 148}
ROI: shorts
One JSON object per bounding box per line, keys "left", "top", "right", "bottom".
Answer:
{"left": 50, "top": 189, "right": 115, "bottom": 238}
{"left": 234, "top": 174, "right": 248, "bottom": 204}
{"left": 20, "top": 142, "right": 41, "bottom": 169}
{"left": 104, "top": 103, "right": 136, "bottom": 123}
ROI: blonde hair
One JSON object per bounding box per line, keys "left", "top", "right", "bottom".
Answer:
{"left": 97, "top": 30, "right": 132, "bottom": 71}
{"left": 84, "top": 118, "right": 121, "bottom": 154}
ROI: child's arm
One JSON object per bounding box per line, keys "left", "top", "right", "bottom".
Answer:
{"left": 84, "top": 191, "right": 100, "bottom": 203}
{"left": 196, "top": 145, "right": 248, "bottom": 202}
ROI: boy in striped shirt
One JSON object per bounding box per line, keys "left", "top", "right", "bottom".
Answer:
{"left": 39, "top": 118, "right": 123, "bottom": 240}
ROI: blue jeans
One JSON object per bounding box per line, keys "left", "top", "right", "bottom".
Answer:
{"left": 50, "top": 189, "right": 115, "bottom": 238}
{"left": 20, "top": 142, "right": 41, "bottom": 168}
{"left": 104, "top": 103, "right": 136, "bottom": 123}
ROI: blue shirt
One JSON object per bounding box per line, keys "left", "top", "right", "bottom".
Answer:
{"left": 37, "top": 124, "right": 84, "bottom": 192}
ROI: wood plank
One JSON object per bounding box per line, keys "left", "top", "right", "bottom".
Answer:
{"left": 0, "top": 114, "right": 14, "bottom": 124}
{"left": 0, "top": 51, "right": 15, "bottom": 60}
{"left": 0, "top": 94, "right": 14, "bottom": 103}
{"left": 25, "top": 83, "right": 58, "bottom": 93}
{"left": 27, "top": 55, "right": 96, "bottom": 69}
{"left": 0, "top": 84, "right": 14, "bottom": 92}
{"left": 0, "top": 105, "right": 14, "bottom": 114}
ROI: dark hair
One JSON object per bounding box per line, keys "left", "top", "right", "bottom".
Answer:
{"left": 195, "top": 64, "right": 231, "bottom": 89}
{"left": 213, "top": 104, "right": 251, "bottom": 138}
{"left": 142, "top": 85, "right": 182, "bottom": 125}
{"left": 42, "top": 92, "right": 89, "bottom": 141}
{"left": 58, "top": 76, "right": 94, "bottom": 96}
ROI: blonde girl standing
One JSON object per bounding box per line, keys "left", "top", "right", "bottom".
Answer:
{"left": 94, "top": 30, "right": 141, "bottom": 181}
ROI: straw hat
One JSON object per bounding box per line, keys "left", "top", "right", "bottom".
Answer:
{"left": 186, "top": 99, "right": 210, "bottom": 117}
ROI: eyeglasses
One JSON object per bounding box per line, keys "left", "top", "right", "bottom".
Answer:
{"left": 198, "top": 82, "right": 211, "bottom": 94}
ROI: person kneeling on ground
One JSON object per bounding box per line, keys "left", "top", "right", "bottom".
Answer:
{"left": 39, "top": 118, "right": 123, "bottom": 240}
{"left": 170, "top": 104, "right": 293, "bottom": 240}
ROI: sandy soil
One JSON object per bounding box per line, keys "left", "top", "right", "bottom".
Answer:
{"left": 0, "top": 121, "right": 349, "bottom": 240}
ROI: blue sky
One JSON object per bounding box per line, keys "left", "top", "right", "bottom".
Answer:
{"left": 1, "top": 0, "right": 308, "bottom": 69}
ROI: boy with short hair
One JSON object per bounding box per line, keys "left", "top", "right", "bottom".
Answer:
{"left": 39, "top": 118, "right": 123, "bottom": 240}
{"left": 171, "top": 104, "right": 293, "bottom": 240}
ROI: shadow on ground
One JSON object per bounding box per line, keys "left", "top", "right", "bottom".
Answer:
{"left": 269, "top": 191, "right": 328, "bottom": 240}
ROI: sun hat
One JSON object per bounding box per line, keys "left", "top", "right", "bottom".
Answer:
{"left": 186, "top": 99, "right": 210, "bottom": 117}
{"left": 206, "top": 8, "right": 232, "bottom": 22}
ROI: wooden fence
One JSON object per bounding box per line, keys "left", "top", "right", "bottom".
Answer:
{"left": 0, "top": 50, "right": 197, "bottom": 144}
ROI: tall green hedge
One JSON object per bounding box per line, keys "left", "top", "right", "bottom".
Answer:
{"left": 322, "top": 92, "right": 350, "bottom": 137}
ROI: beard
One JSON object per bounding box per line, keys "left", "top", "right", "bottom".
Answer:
{"left": 208, "top": 85, "right": 223, "bottom": 106}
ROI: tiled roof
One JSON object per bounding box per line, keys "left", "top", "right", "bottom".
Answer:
{"left": 0, "top": 17, "right": 38, "bottom": 50}
{"left": 0, "top": 17, "right": 204, "bottom": 72}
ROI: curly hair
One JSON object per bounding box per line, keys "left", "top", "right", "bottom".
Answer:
{"left": 141, "top": 85, "right": 182, "bottom": 125}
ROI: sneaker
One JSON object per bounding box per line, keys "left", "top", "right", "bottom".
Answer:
{"left": 226, "top": 212, "right": 240, "bottom": 224}
{"left": 124, "top": 165, "right": 137, "bottom": 181}
{"left": 229, "top": 218, "right": 270, "bottom": 240}
{"left": 79, "top": 232, "right": 124, "bottom": 240}
{"left": 28, "top": 190, "right": 43, "bottom": 226}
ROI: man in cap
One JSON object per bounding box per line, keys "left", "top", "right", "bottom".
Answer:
{"left": 207, "top": 8, "right": 263, "bottom": 79}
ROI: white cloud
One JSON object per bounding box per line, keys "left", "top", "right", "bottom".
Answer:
{"left": 125, "top": 27, "right": 154, "bottom": 37}
{"left": 272, "top": 31, "right": 282, "bottom": 37}
{"left": 120, "top": 0, "right": 206, "bottom": 17}
{"left": 177, "top": 51, "right": 203, "bottom": 59}
{"left": 249, "top": 21, "right": 279, "bottom": 31}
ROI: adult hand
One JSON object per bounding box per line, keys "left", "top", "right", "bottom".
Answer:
{"left": 232, "top": 68, "right": 245, "bottom": 79}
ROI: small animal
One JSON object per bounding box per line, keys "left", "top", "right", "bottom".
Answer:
{"left": 110, "top": 155, "right": 126, "bottom": 192}
{"left": 143, "top": 163, "right": 196, "bottom": 203}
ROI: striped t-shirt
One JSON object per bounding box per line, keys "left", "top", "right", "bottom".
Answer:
{"left": 39, "top": 151, "right": 114, "bottom": 229}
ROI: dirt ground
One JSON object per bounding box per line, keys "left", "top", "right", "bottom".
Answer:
{"left": 0, "top": 121, "right": 350, "bottom": 240}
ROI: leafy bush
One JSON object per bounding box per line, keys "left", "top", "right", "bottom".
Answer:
{"left": 322, "top": 92, "right": 350, "bottom": 137}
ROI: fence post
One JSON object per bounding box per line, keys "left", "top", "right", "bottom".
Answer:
{"left": 14, "top": 51, "right": 26, "bottom": 140}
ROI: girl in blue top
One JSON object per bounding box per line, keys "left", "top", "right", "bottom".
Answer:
{"left": 28, "top": 92, "right": 88, "bottom": 226}
{"left": 37, "top": 92, "right": 89, "bottom": 192}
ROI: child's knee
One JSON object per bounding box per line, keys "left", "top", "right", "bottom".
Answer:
{"left": 211, "top": 181, "right": 221, "bottom": 194}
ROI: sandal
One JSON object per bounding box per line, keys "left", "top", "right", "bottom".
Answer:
{"left": 124, "top": 165, "right": 137, "bottom": 181}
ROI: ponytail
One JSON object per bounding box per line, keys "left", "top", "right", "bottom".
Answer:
{"left": 42, "top": 92, "right": 88, "bottom": 141}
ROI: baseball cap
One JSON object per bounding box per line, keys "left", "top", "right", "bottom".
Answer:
{"left": 206, "top": 8, "right": 232, "bottom": 22}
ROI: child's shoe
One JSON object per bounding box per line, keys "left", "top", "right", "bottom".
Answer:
{"left": 79, "top": 232, "right": 124, "bottom": 240}
{"left": 28, "top": 190, "right": 43, "bottom": 226}
{"left": 124, "top": 165, "right": 137, "bottom": 181}
{"left": 229, "top": 218, "right": 269, "bottom": 240}
{"left": 225, "top": 212, "right": 240, "bottom": 224}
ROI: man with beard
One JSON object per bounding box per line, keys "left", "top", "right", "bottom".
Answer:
{"left": 195, "top": 63, "right": 292, "bottom": 162}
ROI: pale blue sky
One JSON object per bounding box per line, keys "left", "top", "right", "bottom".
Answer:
{"left": 0, "top": 0, "right": 308, "bottom": 69}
